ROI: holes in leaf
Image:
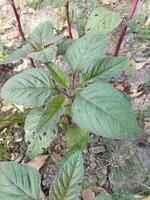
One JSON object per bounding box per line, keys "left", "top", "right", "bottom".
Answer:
{"left": 43, "top": 132, "right": 47, "bottom": 136}
{"left": 87, "top": 28, "right": 91, "bottom": 32}
{"left": 27, "top": 141, "right": 31, "bottom": 145}
{"left": 39, "top": 136, "right": 42, "bottom": 141}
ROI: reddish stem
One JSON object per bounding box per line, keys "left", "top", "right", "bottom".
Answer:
{"left": 66, "top": 1, "right": 73, "bottom": 39}
{"left": 8, "top": 0, "right": 35, "bottom": 67}
{"left": 8, "top": 0, "right": 25, "bottom": 41}
{"left": 114, "top": 0, "right": 139, "bottom": 56}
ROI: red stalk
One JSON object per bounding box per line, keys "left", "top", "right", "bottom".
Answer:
{"left": 66, "top": 1, "right": 73, "bottom": 39}
{"left": 8, "top": 0, "right": 25, "bottom": 41}
{"left": 114, "top": 0, "right": 139, "bottom": 56}
{"left": 8, "top": 0, "right": 35, "bottom": 67}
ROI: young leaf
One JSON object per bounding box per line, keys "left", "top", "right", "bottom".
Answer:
{"left": 81, "top": 56, "right": 128, "bottom": 82}
{"left": 1, "top": 68, "right": 54, "bottom": 107}
{"left": 51, "top": 0, "right": 70, "bottom": 8}
{"left": 31, "top": 21, "right": 63, "bottom": 46}
{"left": 65, "top": 32, "right": 107, "bottom": 71}
{"left": 0, "top": 162, "right": 41, "bottom": 200}
{"left": 36, "top": 95, "right": 65, "bottom": 132}
{"left": 86, "top": 7, "right": 121, "bottom": 33}
{"left": 31, "top": 21, "right": 53, "bottom": 46}
{"left": 60, "top": 145, "right": 82, "bottom": 165}
{"left": 72, "top": 81, "right": 140, "bottom": 139}
{"left": 66, "top": 124, "right": 88, "bottom": 149}
{"left": 49, "top": 151, "right": 84, "bottom": 200}
{"left": 29, "top": 45, "right": 57, "bottom": 63}
{"left": 47, "top": 63, "right": 70, "bottom": 88}
{"left": 0, "top": 43, "right": 33, "bottom": 65}
{"left": 24, "top": 108, "right": 57, "bottom": 158}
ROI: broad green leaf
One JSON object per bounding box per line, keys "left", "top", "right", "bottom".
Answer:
{"left": 95, "top": 196, "right": 112, "bottom": 200}
{"left": 29, "top": 45, "right": 57, "bottom": 63}
{"left": 24, "top": 108, "right": 57, "bottom": 157}
{"left": 1, "top": 68, "right": 54, "bottom": 107}
{"left": 47, "top": 63, "right": 70, "bottom": 88}
{"left": 65, "top": 32, "right": 107, "bottom": 70}
{"left": 36, "top": 95, "right": 65, "bottom": 132}
{"left": 31, "top": 21, "right": 63, "bottom": 46}
{"left": 81, "top": 56, "right": 128, "bottom": 82}
{"left": 66, "top": 124, "right": 88, "bottom": 149}
{"left": 57, "top": 38, "right": 74, "bottom": 56}
{"left": 60, "top": 145, "right": 82, "bottom": 165}
{"left": 72, "top": 82, "right": 140, "bottom": 139}
{"left": 0, "top": 43, "right": 33, "bottom": 65}
{"left": 86, "top": 7, "right": 121, "bottom": 33}
{"left": 31, "top": 21, "right": 53, "bottom": 46}
{"left": 51, "top": 0, "right": 69, "bottom": 7}
{"left": 43, "top": 35, "right": 64, "bottom": 46}
{"left": 49, "top": 151, "right": 84, "bottom": 200}
{"left": 0, "top": 162, "right": 41, "bottom": 200}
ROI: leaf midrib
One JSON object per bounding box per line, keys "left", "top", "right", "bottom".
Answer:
{"left": 0, "top": 167, "right": 37, "bottom": 200}
{"left": 47, "top": 64, "right": 68, "bottom": 88}
{"left": 36, "top": 96, "right": 65, "bottom": 131}
{"left": 59, "top": 156, "right": 80, "bottom": 200}
{"left": 78, "top": 93, "right": 131, "bottom": 132}
{"left": 83, "top": 58, "right": 126, "bottom": 81}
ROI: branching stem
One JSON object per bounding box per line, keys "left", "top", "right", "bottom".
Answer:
{"left": 114, "top": 0, "right": 140, "bottom": 56}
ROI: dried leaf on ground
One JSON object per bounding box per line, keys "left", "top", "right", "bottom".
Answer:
{"left": 82, "top": 188, "right": 95, "bottom": 200}
{"left": 136, "top": 62, "right": 146, "bottom": 70}
{"left": 40, "top": 190, "right": 46, "bottom": 200}
{"left": 142, "top": 196, "right": 150, "bottom": 200}
{"left": 27, "top": 155, "right": 49, "bottom": 170}
{"left": 82, "top": 187, "right": 110, "bottom": 200}
{"left": 49, "top": 151, "right": 62, "bottom": 164}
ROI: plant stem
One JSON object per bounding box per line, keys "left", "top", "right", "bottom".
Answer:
{"left": 72, "top": 72, "right": 76, "bottom": 91}
{"left": 114, "top": 0, "right": 139, "bottom": 56}
{"left": 66, "top": 1, "right": 73, "bottom": 39}
{"left": 8, "top": 0, "right": 35, "bottom": 67}
{"left": 8, "top": 0, "right": 25, "bottom": 40}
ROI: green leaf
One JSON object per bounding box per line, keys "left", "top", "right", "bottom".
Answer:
{"left": 50, "top": 0, "right": 69, "bottom": 7}
{"left": 60, "top": 146, "right": 82, "bottom": 165}
{"left": 31, "top": 21, "right": 53, "bottom": 46}
{"left": 43, "top": 35, "right": 64, "bottom": 46}
{"left": 36, "top": 95, "right": 65, "bottom": 132}
{"left": 57, "top": 38, "right": 74, "bottom": 56}
{"left": 86, "top": 7, "right": 121, "bottom": 33}
{"left": 81, "top": 57, "right": 128, "bottom": 82}
{"left": 47, "top": 63, "right": 70, "bottom": 88}
{"left": 72, "top": 82, "right": 140, "bottom": 139}
{"left": 24, "top": 108, "right": 57, "bottom": 158}
{"left": 0, "top": 162, "right": 41, "bottom": 200}
{"left": 29, "top": 45, "right": 57, "bottom": 63}
{"left": 31, "top": 21, "right": 63, "bottom": 46}
{"left": 65, "top": 32, "right": 107, "bottom": 70}
{"left": 1, "top": 68, "right": 54, "bottom": 107}
{"left": 66, "top": 124, "right": 88, "bottom": 149}
{"left": 49, "top": 151, "right": 84, "bottom": 200}
{"left": 0, "top": 43, "right": 33, "bottom": 65}
{"left": 95, "top": 196, "right": 112, "bottom": 200}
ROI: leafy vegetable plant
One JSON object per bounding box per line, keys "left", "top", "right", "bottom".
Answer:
{"left": 0, "top": 1, "right": 141, "bottom": 199}
{"left": 0, "top": 19, "right": 140, "bottom": 157}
